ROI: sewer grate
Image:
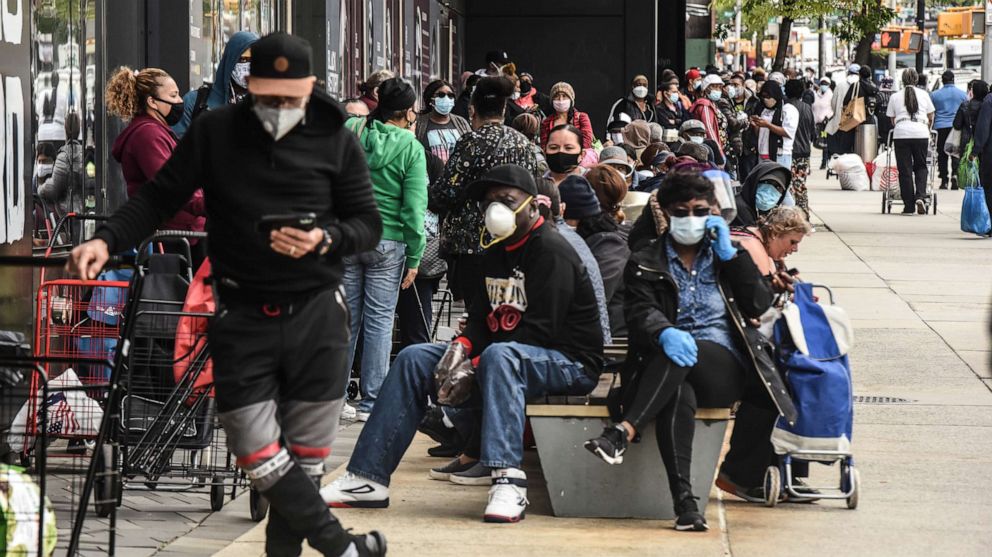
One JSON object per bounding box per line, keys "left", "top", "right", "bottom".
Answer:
{"left": 853, "top": 395, "right": 914, "bottom": 404}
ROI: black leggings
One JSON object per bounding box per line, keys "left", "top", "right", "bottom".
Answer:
{"left": 623, "top": 341, "right": 745, "bottom": 500}
{"left": 894, "top": 138, "right": 930, "bottom": 208}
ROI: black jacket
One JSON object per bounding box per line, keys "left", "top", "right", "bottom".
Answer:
{"left": 954, "top": 98, "right": 983, "bottom": 151}
{"left": 718, "top": 98, "right": 748, "bottom": 158}
{"left": 787, "top": 98, "right": 816, "bottom": 158}
{"left": 462, "top": 218, "right": 604, "bottom": 378}
{"left": 656, "top": 101, "right": 691, "bottom": 130}
{"left": 618, "top": 235, "right": 795, "bottom": 422}
{"left": 94, "top": 91, "right": 382, "bottom": 302}
{"left": 608, "top": 94, "right": 657, "bottom": 126}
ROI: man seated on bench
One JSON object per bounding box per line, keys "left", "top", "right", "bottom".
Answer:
{"left": 322, "top": 164, "right": 604, "bottom": 523}
{"left": 584, "top": 170, "right": 774, "bottom": 532}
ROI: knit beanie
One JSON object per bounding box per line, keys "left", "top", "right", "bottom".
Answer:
{"left": 550, "top": 82, "right": 576, "bottom": 103}
{"left": 559, "top": 175, "right": 602, "bottom": 220}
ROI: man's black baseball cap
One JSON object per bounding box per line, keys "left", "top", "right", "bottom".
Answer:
{"left": 466, "top": 164, "right": 537, "bottom": 201}
{"left": 248, "top": 32, "right": 316, "bottom": 97}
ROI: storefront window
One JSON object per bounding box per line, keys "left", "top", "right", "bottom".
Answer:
{"left": 191, "top": 0, "right": 279, "bottom": 91}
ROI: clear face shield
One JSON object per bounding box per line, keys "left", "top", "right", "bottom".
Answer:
{"left": 702, "top": 169, "right": 739, "bottom": 224}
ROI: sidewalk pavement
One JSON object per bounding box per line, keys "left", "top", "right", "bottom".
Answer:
{"left": 207, "top": 164, "right": 992, "bottom": 557}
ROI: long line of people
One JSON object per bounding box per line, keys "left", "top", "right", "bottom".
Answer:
{"left": 315, "top": 59, "right": 821, "bottom": 532}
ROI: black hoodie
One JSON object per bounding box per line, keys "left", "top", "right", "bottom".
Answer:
{"left": 95, "top": 91, "right": 382, "bottom": 302}
{"left": 733, "top": 160, "right": 791, "bottom": 227}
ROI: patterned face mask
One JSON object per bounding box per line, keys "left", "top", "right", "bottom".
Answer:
{"left": 231, "top": 62, "right": 250, "bottom": 89}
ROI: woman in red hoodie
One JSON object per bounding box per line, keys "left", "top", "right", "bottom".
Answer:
{"left": 106, "top": 67, "right": 206, "bottom": 264}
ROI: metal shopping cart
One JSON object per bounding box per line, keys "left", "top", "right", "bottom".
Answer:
{"left": 108, "top": 231, "right": 258, "bottom": 519}
{"left": 0, "top": 253, "right": 134, "bottom": 556}
{"left": 881, "top": 129, "right": 938, "bottom": 214}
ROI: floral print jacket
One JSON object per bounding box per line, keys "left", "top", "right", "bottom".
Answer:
{"left": 429, "top": 123, "right": 539, "bottom": 255}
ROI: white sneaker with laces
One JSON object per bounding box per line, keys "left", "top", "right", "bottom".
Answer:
{"left": 320, "top": 472, "right": 390, "bottom": 508}
{"left": 483, "top": 468, "right": 528, "bottom": 523}
{"left": 339, "top": 404, "right": 357, "bottom": 421}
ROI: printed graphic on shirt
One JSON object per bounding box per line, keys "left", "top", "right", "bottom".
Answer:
{"left": 427, "top": 128, "right": 461, "bottom": 163}
{"left": 485, "top": 269, "right": 527, "bottom": 332}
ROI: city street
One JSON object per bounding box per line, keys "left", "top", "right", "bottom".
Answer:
{"left": 194, "top": 161, "right": 992, "bottom": 557}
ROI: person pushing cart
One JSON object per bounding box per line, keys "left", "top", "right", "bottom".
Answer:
{"left": 67, "top": 32, "right": 387, "bottom": 557}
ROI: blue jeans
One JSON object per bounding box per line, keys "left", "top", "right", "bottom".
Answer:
{"left": 343, "top": 239, "right": 407, "bottom": 413}
{"left": 347, "top": 341, "right": 597, "bottom": 486}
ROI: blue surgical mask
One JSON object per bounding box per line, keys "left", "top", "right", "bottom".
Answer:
{"left": 755, "top": 183, "right": 783, "bottom": 212}
{"left": 434, "top": 96, "right": 455, "bottom": 116}
{"left": 668, "top": 93, "right": 680, "bottom": 104}
{"left": 726, "top": 86, "right": 737, "bottom": 99}
{"left": 820, "top": 84, "right": 829, "bottom": 93}
{"left": 708, "top": 90, "right": 722, "bottom": 102}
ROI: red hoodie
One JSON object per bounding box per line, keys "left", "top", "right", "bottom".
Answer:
{"left": 111, "top": 114, "right": 205, "bottom": 235}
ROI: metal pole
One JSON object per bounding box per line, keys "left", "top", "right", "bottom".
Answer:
{"left": 888, "top": 0, "right": 897, "bottom": 77}
{"left": 735, "top": 0, "right": 743, "bottom": 71}
{"left": 818, "top": 15, "right": 826, "bottom": 78}
{"left": 916, "top": 0, "right": 925, "bottom": 74}
{"left": 984, "top": 1, "right": 992, "bottom": 81}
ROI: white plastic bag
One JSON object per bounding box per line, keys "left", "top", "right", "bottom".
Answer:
{"left": 829, "top": 153, "right": 870, "bottom": 191}
{"left": 871, "top": 147, "right": 899, "bottom": 191}
{"left": 6, "top": 369, "right": 103, "bottom": 453}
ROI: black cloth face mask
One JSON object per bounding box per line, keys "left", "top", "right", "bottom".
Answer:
{"left": 546, "top": 152, "right": 580, "bottom": 174}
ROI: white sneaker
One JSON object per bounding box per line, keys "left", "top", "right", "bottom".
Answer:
{"left": 320, "top": 472, "right": 390, "bottom": 509}
{"left": 339, "top": 404, "right": 357, "bottom": 421}
{"left": 483, "top": 468, "right": 528, "bottom": 523}
{"left": 356, "top": 410, "right": 371, "bottom": 422}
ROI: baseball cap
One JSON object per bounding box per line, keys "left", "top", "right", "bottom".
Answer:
{"left": 486, "top": 50, "right": 510, "bottom": 65}
{"left": 466, "top": 164, "right": 537, "bottom": 201}
{"left": 248, "top": 32, "right": 316, "bottom": 97}
{"left": 702, "top": 74, "right": 724, "bottom": 89}
{"left": 686, "top": 68, "right": 702, "bottom": 81}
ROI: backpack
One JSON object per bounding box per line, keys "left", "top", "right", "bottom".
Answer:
{"left": 190, "top": 82, "right": 212, "bottom": 121}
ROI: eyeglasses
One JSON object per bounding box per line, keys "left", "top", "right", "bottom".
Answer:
{"left": 434, "top": 92, "right": 456, "bottom": 99}
{"left": 669, "top": 207, "right": 712, "bottom": 218}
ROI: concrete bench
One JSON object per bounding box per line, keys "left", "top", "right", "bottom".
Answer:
{"left": 526, "top": 399, "right": 731, "bottom": 519}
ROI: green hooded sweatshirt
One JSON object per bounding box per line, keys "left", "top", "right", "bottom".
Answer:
{"left": 346, "top": 117, "right": 428, "bottom": 269}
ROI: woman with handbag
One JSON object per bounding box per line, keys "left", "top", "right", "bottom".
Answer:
{"left": 886, "top": 69, "right": 936, "bottom": 215}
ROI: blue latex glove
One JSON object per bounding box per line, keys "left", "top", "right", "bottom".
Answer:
{"left": 658, "top": 328, "right": 698, "bottom": 368}
{"left": 706, "top": 215, "right": 736, "bottom": 261}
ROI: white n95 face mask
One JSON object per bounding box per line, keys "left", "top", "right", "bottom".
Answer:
{"left": 253, "top": 104, "right": 305, "bottom": 141}
{"left": 632, "top": 86, "right": 648, "bottom": 99}
{"left": 480, "top": 196, "right": 533, "bottom": 249}
{"left": 668, "top": 215, "right": 708, "bottom": 246}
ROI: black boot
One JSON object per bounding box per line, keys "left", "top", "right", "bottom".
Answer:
{"left": 673, "top": 491, "right": 708, "bottom": 532}
{"left": 262, "top": 464, "right": 387, "bottom": 556}
{"left": 266, "top": 506, "right": 305, "bottom": 557}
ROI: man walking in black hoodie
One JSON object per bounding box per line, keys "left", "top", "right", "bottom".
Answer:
{"left": 68, "top": 33, "right": 386, "bottom": 557}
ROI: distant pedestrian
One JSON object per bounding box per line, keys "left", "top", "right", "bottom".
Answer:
{"left": 887, "top": 69, "right": 935, "bottom": 215}
{"left": 931, "top": 71, "right": 968, "bottom": 189}
{"left": 748, "top": 80, "right": 798, "bottom": 168}
{"left": 415, "top": 79, "right": 471, "bottom": 164}
{"left": 690, "top": 74, "right": 727, "bottom": 163}
{"left": 954, "top": 80, "right": 988, "bottom": 160}
{"left": 970, "top": 83, "right": 992, "bottom": 233}
{"left": 540, "top": 81, "right": 594, "bottom": 149}
{"left": 173, "top": 30, "right": 258, "bottom": 136}
{"left": 518, "top": 72, "right": 554, "bottom": 117}
{"left": 812, "top": 78, "right": 834, "bottom": 170}
{"left": 785, "top": 79, "right": 815, "bottom": 217}
{"left": 657, "top": 81, "right": 692, "bottom": 131}
{"left": 825, "top": 64, "right": 865, "bottom": 156}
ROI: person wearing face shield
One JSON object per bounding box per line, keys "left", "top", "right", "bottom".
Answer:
{"left": 323, "top": 164, "right": 604, "bottom": 525}
{"left": 343, "top": 78, "right": 428, "bottom": 421}
{"left": 68, "top": 33, "right": 386, "bottom": 557}
{"left": 584, "top": 170, "right": 777, "bottom": 533}
{"left": 607, "top": 74, "right": 657, "bottom": 129}
{"left": 173, "top": 30, "right": 258, "bottom": 137}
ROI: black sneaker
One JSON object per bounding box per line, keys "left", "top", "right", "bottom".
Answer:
{"left": 951, "top": 177, "right": 959, "bottom": 190}
{"left": 349, "top": 530, "right": 387, "bottom": 557}
{"left": 584, "top": 424, "right": 628, "bottom": 465}
{"left": 939, "top": 178, "right": 948, "bottom": 190}
{"left": 674, "top": 492, "right": 708, "bottom": 532}
{"left": 428, "top": 457, "right": 476, "bottom": 481}
{"left": 427, "top": 443, "right": 461, "bottom": 458}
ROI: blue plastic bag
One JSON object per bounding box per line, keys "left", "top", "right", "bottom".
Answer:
{"left": 87, "top": 268, "right": 132, "bottom": 326}
{"left": 961, "top": 187, "right": 991, "bottom": 235}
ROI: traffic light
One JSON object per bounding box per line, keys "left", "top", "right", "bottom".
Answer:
{"left": 938, "top": 7, "right": 985, "bottom": 37}
{"left": 880, "top": 30, "right": 901, "bottom": 49}
{"left": 903, "top": 30, "right": 923, "bottom": 53}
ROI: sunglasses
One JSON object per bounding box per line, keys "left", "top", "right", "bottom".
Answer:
{"left": 434, "top": 92, "right": 456, "bottom": 99}
{"left": 669, "top": 207, "right": 712, "bottom": 218}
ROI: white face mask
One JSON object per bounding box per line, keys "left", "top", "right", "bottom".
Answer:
{"left": 668, "top": 215, "right": 708, "bottom": 246}
{"left": 480, "top": 196, "right": 533, "bottom": 248}
{"left": 511, "top": 91, "right": 521, "bottom": 101}
{"left": 609, "top": 132, "right": 624, "bottom": 144}
{"left": 689, "top": 135, "right": 705, "bottom": 144}
{"left": 846, "top": 74, "right": 859, "bottom": 85}
{"left": 553, "top": 99, "right": 571, "bottom": 113}
{"left": 253, "top": 103, "right": 306, "bottom": 141}
{"left": 35, "top": 162, "right": 54, "bottom": 179}
{"left": 632, "top": 86, "right": 648, "bottom": 99}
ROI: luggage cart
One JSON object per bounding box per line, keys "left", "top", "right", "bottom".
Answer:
{"left": 0, "top": 253, "right": 133, "bottom": 556}
{"left": 110, "top": 231, "right": 258, "bottom": 519}
{"left": 881, "top": 130, "right": 938, "bottom": 214}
